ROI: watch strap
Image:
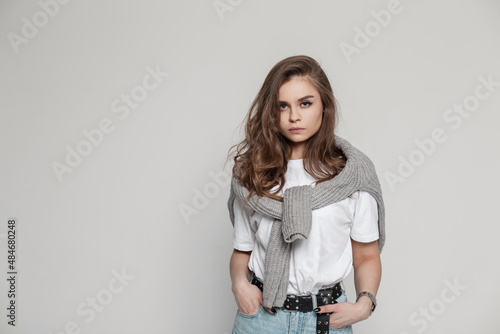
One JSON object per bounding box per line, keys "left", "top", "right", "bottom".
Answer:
{"left": 356, "top": 291, "right": 377, "bottom": 314}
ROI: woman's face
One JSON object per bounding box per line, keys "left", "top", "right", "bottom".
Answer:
{"left": 278, "top": 76, "right": 324, "bottom": 159}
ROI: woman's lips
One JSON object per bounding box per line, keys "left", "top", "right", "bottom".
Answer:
{"left": 289, "top": 128, "right": 304, "bottom": 133}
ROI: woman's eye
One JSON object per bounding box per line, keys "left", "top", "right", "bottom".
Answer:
{"left": 279, "top": 104, "right": 288, "bottom": 110}
{"left": 301, "top": 101, "right": 312, "bottom": 107}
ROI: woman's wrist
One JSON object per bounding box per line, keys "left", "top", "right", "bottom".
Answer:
{"left": 231, "top": 276, "right": 251, "bottom": 294}
{"left": 354, "top": 295, "right": 373, "bottom": 320}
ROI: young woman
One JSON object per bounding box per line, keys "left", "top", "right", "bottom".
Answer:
{"left": 226, "top": 55, "right": 384, "bottom": 334}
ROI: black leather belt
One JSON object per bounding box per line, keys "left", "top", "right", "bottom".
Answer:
{"left": 251, "top": 274, "right": 342, "bottom": 334}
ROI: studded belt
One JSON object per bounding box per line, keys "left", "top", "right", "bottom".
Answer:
{"left": 251, "top": 274, "right": 342, "bottom": 334}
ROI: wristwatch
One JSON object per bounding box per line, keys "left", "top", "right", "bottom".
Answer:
{"left": 356, "top": 291, "right": 377, "bottom": 315}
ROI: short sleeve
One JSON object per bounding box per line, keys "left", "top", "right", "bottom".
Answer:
{"left": 350, "top": 191, "right": 379, "bottom": 242}
{"left": 232, "top": 196, "right": 256, "bottom": 251}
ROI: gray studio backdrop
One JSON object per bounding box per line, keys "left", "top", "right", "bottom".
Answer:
{"left": 1, "top": 0, "right": 499, "bottom": 333}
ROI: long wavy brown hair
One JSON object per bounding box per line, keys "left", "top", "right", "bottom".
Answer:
{"left": 226, "top": 55, "right": 347, "bottom": 206}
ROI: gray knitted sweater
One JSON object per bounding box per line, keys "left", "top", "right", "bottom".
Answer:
{"left": 227, "top": 135, "right": 385, "bottom": 309}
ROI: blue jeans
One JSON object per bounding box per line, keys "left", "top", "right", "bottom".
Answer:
{"left": 232, "top": 284, "right": 354, "bottom": 334}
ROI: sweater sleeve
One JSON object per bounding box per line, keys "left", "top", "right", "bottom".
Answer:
{"left": 232, "top": 196, "right": 256, "bottom": 251}
{"left": 350, "top": 190, "right": 380, "bottom": 242}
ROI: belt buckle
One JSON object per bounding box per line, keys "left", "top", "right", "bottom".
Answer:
{"left": 283, "top": 295, "right": 298, "bottom": 313}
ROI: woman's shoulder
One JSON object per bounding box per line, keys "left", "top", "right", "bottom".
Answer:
{"left": 348, "top": 190, "right": 376, "bottom": 202}
{"left": 347, "top": 190, "right": 378, "bottom": 221}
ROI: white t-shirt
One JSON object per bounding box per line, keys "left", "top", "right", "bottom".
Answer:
{"left": 232, "top": 158, "right": 379, "bottom": 296}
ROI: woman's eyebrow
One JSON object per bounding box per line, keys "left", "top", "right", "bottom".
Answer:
{"left": 279, "top": 95, "right": 315, "bottom": 103}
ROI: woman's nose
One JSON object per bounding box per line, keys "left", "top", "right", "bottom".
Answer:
{"left": 289, "top": 106, "right": 301, "bottom": 122}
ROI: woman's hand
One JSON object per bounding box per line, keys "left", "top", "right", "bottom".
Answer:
{"left": 229, "top": 249, "right": 275, "bottom": 315}
{"left": 315, "top": 238, "right": 380, "bottom": 328}
{"left": 314, "top": 297, "right": 372, "bottom": 328}
{"left": 232, "top": 279, "right": 275, "bottom": 315}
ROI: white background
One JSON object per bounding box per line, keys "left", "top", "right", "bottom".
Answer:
{"left": 1, "top": 0, "right": 499, "bottom": 333}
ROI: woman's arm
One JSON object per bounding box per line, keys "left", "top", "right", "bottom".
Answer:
{"left": 229, "top": 249, "right": 274, "bottom": 314}
{"left": 351, "top": 239, "right": 382, "bottom": 320}
{"left": 315, "top": 239, "right": 381, "bottom": 328}
{"left": 230, "top": 249, "right": 253, "bottom": 290}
